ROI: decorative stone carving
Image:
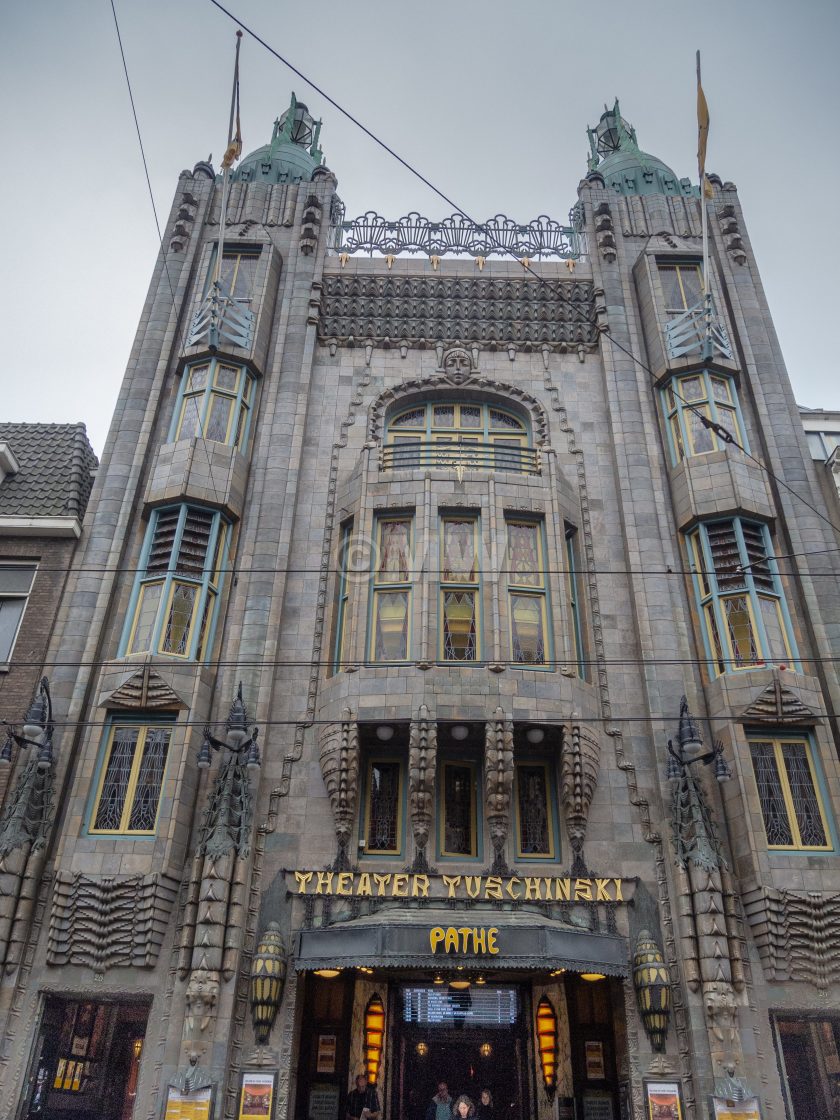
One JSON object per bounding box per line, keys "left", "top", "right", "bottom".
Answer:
{"left": 737, "top": 677, "right": 818, "bottom": 726}
{"left": 318, "top": 709, "right": 360, "bottom": 868}
{"left": 301, "top": 194, "right": 323, "bottom": 255}
{"left": 440, "top": 345, "right": 475, "bottom": 384}
{"left": 185, "top": 968, "right": 220, "bottom": 1033}
{"left": 593, "top": 201, "right": 617, "bottom": 262}
{"left": 408, "top": 706, "right": 437, "bottom": 870}
{"left": 742, "top": 885, "right": 840, "bottom": 989}
{"left": 178, "top": 688, "right": 255, "bottom": 982}
{"left": 559, "top": 724, "right": 600, "bottom": 874}
{"left": 484, "top": 708, "right": 514, "bottom": 875}
{"left": 319, "top": 274, "right": 597, "bottom": 354}
{"left": 0, "top": 756, "right": 53, "bottom": 972}
{"left": 250, "top": 923, "right": 287, "bottom": 1044}
{"left": 47, "top": 870, "right": 180, "bottom": 969}
{"left": 101, "top": 664, "right": 187, "bottom": 710}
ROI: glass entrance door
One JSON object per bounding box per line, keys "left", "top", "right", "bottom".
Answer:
{"left": 393, "top": 985, "right": 529, "bottom": 1120}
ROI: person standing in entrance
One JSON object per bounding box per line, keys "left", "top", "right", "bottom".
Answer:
{"left": 425, "top": 1082, "right": 453, "bottom": 1120}
{"left": 452, "top": 1096, "right": 475, "bottom": 1120}
{"left": 476, "top": 1090, "right": 494, "bottom": 1120}
{"left": 347, "top": 1074, "right": 382, "bottom": 1120}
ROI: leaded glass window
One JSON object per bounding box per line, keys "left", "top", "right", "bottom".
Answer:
{"left": 506, "top": 520, "right": 548, "bottom": 666}
{"left": 217, "top": 249, "right": 260, "bottom": 303}
{"left": 515, "top": 763, "right": 555, "bottom": 859}
{"left": 686, "top": 519, "right": 797, "bottom": 677}
{"left": 122, "top": 505, "right": 229, "bottom": 661}
{"left": 172, "top": 358, "right": 255, "bottom": 452}
{"left": 659, "top": 262, "right": 703, "bottom": 314}
{"left": 91, "top": 724, "right": 172, "bottom": 835}
{"left": 370, "top": 517, "right": 412, "bottom": 662}
{"left": 749, "top": 736, "right": 831, "bottom": 850}
{"left": 440, "top": 519, "right": 479, "bottom": 661}
{"left": 364, "top": 759, "right": 403, "bottom": 855}
{"left": 661, "top": 370, "right": 746, "bottom": 463}
{"left": 383, "top": 401, "right": 535, "bottom": 474}
{"left": 441, "top": 762, "right": 477, "bottom": 857}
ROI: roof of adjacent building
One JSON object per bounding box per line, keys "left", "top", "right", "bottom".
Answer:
{"left": 0, "top": 423, "right": 97, "bottom": 520}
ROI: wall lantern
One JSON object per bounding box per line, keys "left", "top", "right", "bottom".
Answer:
{"left": 450, "top": 725, "right": 469, "bottom": 741}
{"left": 416, "top": 1042, "right": 429, "bottom": 1058}
{"left": 376, "top": 725, "right": 394, "bottom": 742}
{"left": 364, "top": 994, "right": 386, "bottom": 1085}
{"left": 632, "top": 929, "right": 671, "bottom": 1053}
{"left": 314, "top": 968, "right": 341, "bottom": 979}
{"left": 479, "top": 1042, "right": 492, "bottom": 1058}
{"left": 197, "top": 682, "right": 261, "bottom": 770}
{"left": 535, "top": 996, "right": 558, "bottom": 1099}
{"left": 1, "top": 677, "right": 54, "bottom": 771}
{"left": 249, "top": 923, "right": 287, "bottom": 1045}
{"left": 525, "top": 727, "right": 545, "bottom": 745}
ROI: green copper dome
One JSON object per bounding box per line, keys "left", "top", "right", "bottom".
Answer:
{"left": 585, "top": 100, "right": 696, "bottom": 198}
{"left": 234, "top": 93, "right": 324, "bottom": 185}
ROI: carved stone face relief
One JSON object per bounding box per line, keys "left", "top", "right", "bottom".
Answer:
{"left": 441, "top": 346, "right": 474, "bottom": 384}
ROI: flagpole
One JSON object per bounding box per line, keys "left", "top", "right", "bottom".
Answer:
{"left": 213, "top": 30, "right": 243, "bottom": 290}
{"left": 697, "top": 50, "right": 713, "bottom": 362}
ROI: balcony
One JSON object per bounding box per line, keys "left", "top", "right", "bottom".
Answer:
{"left": 380, "top": 440, "right": 541, "bottom": 475}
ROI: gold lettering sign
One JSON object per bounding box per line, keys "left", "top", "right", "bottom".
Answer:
{"left": 290, "top": 871, "right": 628, "bottom": 903}
{"left": 430, "top": 927, "right": 500, "bottom": 955}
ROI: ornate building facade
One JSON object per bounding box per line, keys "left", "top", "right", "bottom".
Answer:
{"left": 1, "top": 97, "right": 839, "bottom": 1120}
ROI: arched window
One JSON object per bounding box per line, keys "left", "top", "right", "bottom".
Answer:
{"left": 382, "top": 401, "right": 538, "bottom": 474}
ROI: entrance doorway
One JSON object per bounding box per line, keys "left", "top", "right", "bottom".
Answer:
{"left": 394, "top": 985, "right": 529, "bottom": 1120}
{"left": 775, "top": 1015, "right": 840, "bottom": 1119}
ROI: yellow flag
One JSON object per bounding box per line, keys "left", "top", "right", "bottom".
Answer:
{"left": 221, "top": 32, "right": 243, "bottom": 171}
{"left": 696, "top": 51, "right": 712, "bottom": 198}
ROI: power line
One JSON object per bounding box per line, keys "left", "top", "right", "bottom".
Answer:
{"left": 206, "top": 0, "right": 840, "bottom": 543}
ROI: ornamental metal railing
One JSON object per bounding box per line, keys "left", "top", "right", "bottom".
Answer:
{"left": 664, "top": 300, "right": 733, "bottom": 362}
{"left": 186, "top": 283, "right": 256, "bottom": 351}
{"left": 334, "top": 209, "right": 584, "bottom": 260}
{"left": 380, "top": 440, "right": 541, "bottom": 475}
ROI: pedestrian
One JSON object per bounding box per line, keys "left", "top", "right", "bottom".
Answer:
{"left": 426, "top": 1081, "right": 454, "bottom": 1120}
{"left": 452, "top": 1095, "right": 476, "bottom": 1120}
{"left": 347, "top": 1074, "right": 382, "bottom": 1120}
{"left": 476, "top": 1090, "right": 494, "bottom": 1120}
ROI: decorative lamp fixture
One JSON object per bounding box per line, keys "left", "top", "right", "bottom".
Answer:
{"left": 433, "top": 975, "right": 445, "bottom": 985}
{"left": 375, "top": 725, "right": 394, "bottom": 742}
{"left": 314, "top": 968, "right": 341, "bottom": 979}
{"left": 665, "top": 697, "right": 731, "bottom": 784}
{"left": 249, "top": 923, "right": 287, "bottom": 1045}
{"left": 449, "top": 978, "right": 471, "bottom": 990}
{"left": 364, "top": 994, "right": 386, "bottom": 1085}
{"left": 0, "top": 677, "right": 54, "bottom": 771}
{"left": 416, "top": 1042, "right": 429, "bottom": 1057}
{"left": 580, "top": 973, "right": 606, "bottom": 982}
{"left": 475, "top": 975, "right": 486, "bottom": 985}
{"left": 632, "top": 929, "right": 671, "bottom": 1054}
{"left": 549, "top": 969, "right": 566, "bottom": 978}
{"left": 357, "top": 966, "right": 374, "bottom": 975}
{"left": 535, "top": 996, "right": 558, "bottom": 1099}
{"left": 197, "top": 682, "right": 261, "bottom": 771}
{"left": 450, "top": 725, "right": 469, "bottom": 741}
{"left": 526, "top": 727, "right": 545, "bottom": 745}
{"left": 479, "top": 1042, "right": 492, "bottom": 1058}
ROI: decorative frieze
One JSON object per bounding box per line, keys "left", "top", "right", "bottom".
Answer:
{"left": 47, "top": 870, "right": 179, "bottom": 969}
{"left": 743, "top": 885, "right": 840, "bottom": 990}
{"left": 318, "top": 709, "right": 360, "bottom": 868}
{"left": 408, "top": 706, "right": 437, "bottom": 870}
{"left": 484, "top": 708, "right": 514, "bottom": 875}
{"left": 737, "top": 678, "right": 819, "bottom": 726}
{"left": 318, "top": 274, "right": 598, "bottom": 353}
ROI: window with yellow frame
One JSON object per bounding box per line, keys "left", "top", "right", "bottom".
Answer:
{"left": 506, "top": 519, "right": 549, "bottom": 667}
{"left": 121, "top": 505, "right": 231, "bottom": 661}
{"left": 514, "top": 761, "right": 558, "bottom": 860}
{"left": 369, "top": 516, "right": 413, "bottom": 662}
{"left": 362, "top": 757, "right": 405, "bottom": 856}
{"left": 659, "top": 261, "right": 703, "bottom": 316}
{"left": 439, "top": 759, "right": 479, "bottom": 858}
{"left": 686, "top": 518, "right": 797, "bottom": 677}
{"left": 661, "top": 371, "right": 747, "bottom": 464}
{"left": 90, "top": 723, "right": 173, "bottom": 835}
{"left": 440, "top": 517, "right": 480, "bottom": 662}
{"left": 749, "top": 735, "right": 832, "bottom": 850}
{"left": 383, "top": 401, "right": 535, "bottom": 474}
{"left": 171, "top": 359, "right": 255, "bottom": 452}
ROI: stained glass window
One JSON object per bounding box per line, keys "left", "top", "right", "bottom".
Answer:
{"left": 440, "top": 519, "right": 479, "bottom": 661}
{"left": 441, "top": 762, "right": 476, "bottom": 857}
{"left": 370, "top": 518, "right": 412, "bottom": 662}
{"left": 515, "top": 763, "right": 555, "bottom": 858}
{"left": 750, "top": 737, "right": 831, "bottom": 850}
{"left": 92, "top": 725, "right": 172, "bottom": 835}
{"left": 686, "top": 519, "right": 797, "bottom": 677}
{"left": 660, "top": 370, "right": 746, "bottom": 463}
{"left": 384, "top": 402, "right": 535, "bottom": 474}
{"left": 507, "top": 521, "right": 548, "bottom": 666}
{"left": 173, "top": 358, "right": 255, "bottom": 452}
{"left": 365, "top": 760, "right": 403, "bottom": 854}
{"left": 123, "top": 506, "right": 229, "bottom": 661}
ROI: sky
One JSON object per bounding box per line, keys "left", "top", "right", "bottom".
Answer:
{"left": 3, "top": 0, "right": 839, "bottom": 455}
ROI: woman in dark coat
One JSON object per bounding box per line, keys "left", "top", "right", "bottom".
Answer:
{"left": 476, "top": 1090, "right": 494, "bottom": 1120}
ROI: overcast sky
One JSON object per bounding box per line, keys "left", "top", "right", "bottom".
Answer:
{"left": 3, "top": 0, "right": 839, "bottom": 455}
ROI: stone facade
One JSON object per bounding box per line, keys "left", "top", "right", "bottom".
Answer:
{"left": 1, "top": 99, "right": 839, "bottom": 1120}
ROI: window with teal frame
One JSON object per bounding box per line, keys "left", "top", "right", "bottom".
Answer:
{"left": 361, "top": 755, "right": 406, "bottom": 857}
{"left": 686, "top": 518, "right": 798, "bottom": 677}
{"left": 749, "top": 733, "right": 833, "bottom": 851}
{"left": 89, "top": 718, "right": 175, "bottom": 836}
{"left": 661, "top": 370, "right": 747, "bottom": 464}
{"left": 514, "top": 759, "right": 560, "bottom": 861}
{"left": 438, "top": 758, "right": 480, "bottom": 859}
{"left": 440, "top": 516, "right": 481, "bottom": 662}
{"left": 369, "top": 516, "right": 413, "bottom": 663}
{"left": 331, "top": 521, "right": 353, "bottom": 673}
{"left": 170, "top": 358, "right": 256, "bottom": 452}
{"left": 505, "top": 518, "right": 550, "bottom": 668}
{"left": 121, "top": 505, "right": 230, "bottom": 661}
{"left": 565, "top": 525, "right": 585, "bottom": 679}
